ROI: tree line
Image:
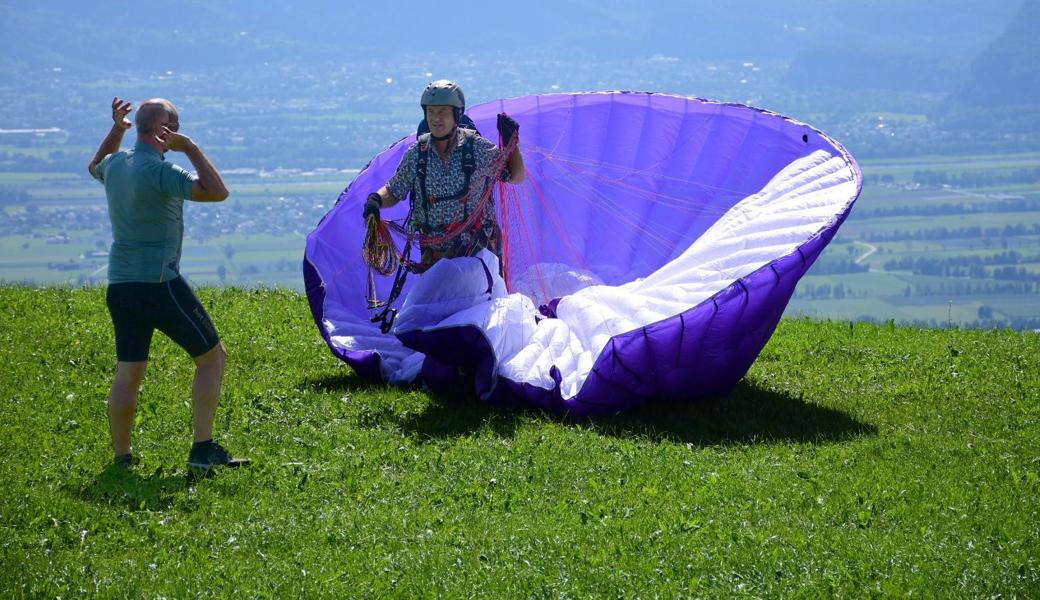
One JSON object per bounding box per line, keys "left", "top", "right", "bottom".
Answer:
{"left": 863, "top": 223, "right": 1040, "bottom": 243}
{"left": 883, "top": 251, "right": 1040, "bottom": 278}
{"left": 854, "top": 196, "right": 1040, "bottom": 219}
{"left": 909, "top": 167, "right": 1040, "bottom": 189}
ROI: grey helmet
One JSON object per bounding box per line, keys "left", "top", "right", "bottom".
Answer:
{"left": 420, "top": 80, "right": 465, "bottom": 121}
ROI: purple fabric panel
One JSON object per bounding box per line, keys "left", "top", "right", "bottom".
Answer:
{"left": 305, "top": 91, "right": 844, "bottom": 321}
{"left": 465, "top": 93, "right": 828, "bottom": 288}
{"left": 399, "top": 325, "right": 589, "bottom": 415}
{"left": 303, "top": 248, "right": 384, "bottom": 382}
{"left": 420, "top": 355, "right": 463, "bottom": 394}
{"left": 397, "top": 326, "right": 497, "bottom": 395}
{"left": 342, "top": 351, "right": 383, "bottom": 383}
{"left": 302, "top": 255, "right": 329, "bottom": 343}
{"left": 306, "top": 137, "right": 415, "bottom": 325}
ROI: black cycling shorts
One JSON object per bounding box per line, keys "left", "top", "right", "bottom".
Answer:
{"left": 106, "top": 277, "right": 220, "bottom": 362}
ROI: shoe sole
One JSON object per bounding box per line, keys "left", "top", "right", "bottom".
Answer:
{"left": 187, "top": 458, "right": 251, "bottom": 471}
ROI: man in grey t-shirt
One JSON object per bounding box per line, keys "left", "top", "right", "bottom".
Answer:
{"left": 89, "top": 97, "right": 248, "bottom": 472}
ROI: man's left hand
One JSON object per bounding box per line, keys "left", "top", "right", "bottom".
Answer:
{"left": 497, "top": 113, "right": 519, "bottom": 147}
{"left": 363, "top": 192, "right": 382, "bottom": 222}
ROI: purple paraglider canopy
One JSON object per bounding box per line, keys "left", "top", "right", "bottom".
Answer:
{"left": 304, "top": 91, "right": 861, "bottom": 416}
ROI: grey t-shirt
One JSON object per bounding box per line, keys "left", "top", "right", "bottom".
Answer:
{"left": 92, "top": 141, "right": 196, "bottom": 283}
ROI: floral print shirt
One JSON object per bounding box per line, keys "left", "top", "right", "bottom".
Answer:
{"left": 387, "top": 128, "right": 508, "bottom": 264}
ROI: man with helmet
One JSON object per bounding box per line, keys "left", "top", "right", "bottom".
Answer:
{"left": 363, "top": 80, "right": 525, "bottom": 268}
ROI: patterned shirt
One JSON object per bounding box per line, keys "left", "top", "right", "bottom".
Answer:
{"left": 387, "top": 128, "right": 508, "bottom": 263}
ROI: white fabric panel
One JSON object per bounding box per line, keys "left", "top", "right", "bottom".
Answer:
{"left": 352, "top": 150, "right": 858, "bottom": 398}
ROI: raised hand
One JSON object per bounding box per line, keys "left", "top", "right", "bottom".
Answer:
{"left": 111, "top": 97, "right": 133, "bottom": 130}
{"left": 156, "top": 125, "right": 195, "bottom": 153}
{"left": 363, "top": 192, "right": 382, "bottom": 222}
{"left": 497, "top": 113, "right": 519, "bottom": 146}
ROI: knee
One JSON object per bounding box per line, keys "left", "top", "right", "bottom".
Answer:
{"left": 114, "top": 362, "right": 147, "bottom": 389}
{"left": 195, "top": 342, "right": 227, "bottom": 373}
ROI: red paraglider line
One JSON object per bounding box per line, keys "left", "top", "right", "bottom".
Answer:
{"left": 501, "top": 183, "right": 549, "bottom": 302}
{"left": 549, "top": 160, "right": 678, "bottom": 260}
{"left": 524, "top": 144, "right": 747, "bottom": 213}
{"left": 551, "top": 157, "right": 730, "bottom": 215}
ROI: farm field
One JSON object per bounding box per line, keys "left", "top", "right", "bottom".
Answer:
{"left": 1, "top": 152, "right": 1039, "bottom": 328}
{"left": 787, "top": 152, "right": 1040, "bottom": 329}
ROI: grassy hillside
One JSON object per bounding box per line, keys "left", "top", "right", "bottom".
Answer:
{"left": 0, "top": 286, "right": 1037, "bottom": 597}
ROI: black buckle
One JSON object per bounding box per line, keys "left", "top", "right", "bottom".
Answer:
{"left": 372, "top": 307, "right": 397, "bottom": 334}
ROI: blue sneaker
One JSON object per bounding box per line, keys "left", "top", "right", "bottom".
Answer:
{"left": 187, "top": 440, "right": 250, "bottom": 472}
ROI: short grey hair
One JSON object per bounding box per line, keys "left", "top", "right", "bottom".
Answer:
{"left": 135, "top": 99, "right": 174, "bottom": 135}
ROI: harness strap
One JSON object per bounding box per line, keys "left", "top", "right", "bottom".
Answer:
{"left": 414, "top": 129, "right": 477, "bottom": 233}
{"left": 363, "top": 134, "right": 517, "bottom": 329}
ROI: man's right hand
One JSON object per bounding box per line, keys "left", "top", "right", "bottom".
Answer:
{"left": 363, "top": 193, "right": 382, "bottom": 222}
{"left": 111, "top": 97, "right": 133, "bottom": 130}
{"left": 497, "top": 113, "right": 519, "bottom": 146}
{"left": 157, "top": 126, "right": 196, "bottom": 153}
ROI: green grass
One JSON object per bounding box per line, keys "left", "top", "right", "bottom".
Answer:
{"left": 789, "top": 295, "right": 1003, "bottom": 324}
{"left": 1, "top": 286, "right": 1037, "bottom": 597}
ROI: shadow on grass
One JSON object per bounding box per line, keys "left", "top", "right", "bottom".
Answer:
{"left": 590, "top": 380, "right": 877, "bottom": 445}
{"left": 302, "top": 370, "right": 876, "bottom": 445}
{"left": 74, "top": 464, "right": 191, "bottom": 512}
{"left": 302, "top": 370, "right": 524, "bottom": 438}
{"left": 404, "top": 380, "right": 874, "bottom": 445}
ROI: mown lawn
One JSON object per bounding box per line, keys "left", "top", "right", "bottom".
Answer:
{"left": 1, "top": 286, "right": 1037, "bottom": 597}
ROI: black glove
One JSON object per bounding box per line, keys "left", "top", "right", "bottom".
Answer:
{"left": 497, "top": 113, "right": 519, "bottom": 146}
{"left": 363, "top": 192, "right": 382, "bottom": 221}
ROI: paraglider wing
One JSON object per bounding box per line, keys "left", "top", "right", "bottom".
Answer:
{"left": 304, "top": 91, "right": 861, "bottom": 415}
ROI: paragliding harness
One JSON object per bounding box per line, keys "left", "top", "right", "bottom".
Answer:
{"left": 414, "top": 129, "right": 479, "bottom": 256}
{"left": 368, "top": 119, "right": 482, "bottom": 333}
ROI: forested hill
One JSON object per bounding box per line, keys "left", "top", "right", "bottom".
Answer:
{"left": 953, "top": 0, "right": 1040, "bottom": 107}
{"left": 939, "top": 0, "right": 1040, "bottom": 139}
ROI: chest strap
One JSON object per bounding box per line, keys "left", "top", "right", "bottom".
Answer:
{"left": 414, "top": 129, "right": 477, "bottom": 229}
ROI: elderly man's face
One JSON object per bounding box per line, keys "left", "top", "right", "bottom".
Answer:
{"left": 158, "top": 109, "right": 180, "bottom": 150}
{"left": 425, "top": 105, "right": 456, "bottom": 138}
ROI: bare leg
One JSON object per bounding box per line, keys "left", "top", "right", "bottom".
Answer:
{"left": 191, "top": 342, "right": 227, "bottom": 442}
{"left": 108, "top": 361, "right": 148, "bottom": 456}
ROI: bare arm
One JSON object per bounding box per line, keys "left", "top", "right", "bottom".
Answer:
{"left": 496, "top": 113, "right": 525, "bottom": 184}
{"left": 374, "top": 185, "right": 400, "bottom": 209}
{"left": 506, "top": 142, "right": 526, "bottom": 183}
{"left": 160, "top": 126, "right": 229, "bottom": 202}
{"left": 88, "top": 98, "right": 133, "bottom": 178}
